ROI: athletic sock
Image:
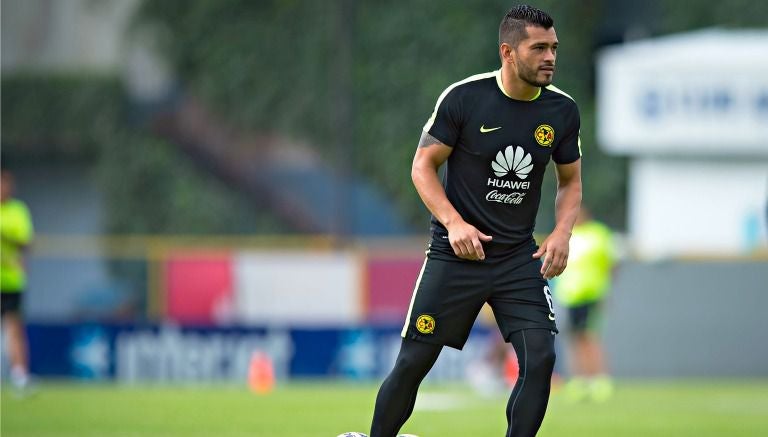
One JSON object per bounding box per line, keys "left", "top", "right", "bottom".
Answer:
{"left": 10, "top": 365, "right": 28, "bottom": 388}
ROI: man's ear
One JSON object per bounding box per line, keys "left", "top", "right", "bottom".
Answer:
{"left": 500, "top": 42, "right": 515, "bottom": 63}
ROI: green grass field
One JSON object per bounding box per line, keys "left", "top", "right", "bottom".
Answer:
{"left": 2, "top": 380, "right": 767, "bottom": 436}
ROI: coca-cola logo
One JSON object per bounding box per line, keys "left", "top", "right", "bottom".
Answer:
{"left": 485, "top": 190, "right": 525, "bottom": 205}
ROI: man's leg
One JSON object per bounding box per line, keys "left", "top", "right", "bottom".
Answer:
{"left": 3, "top": 313, "right": 30, "bottom": 389}
{"left": 370, "top": 339, "right": 442, "bottom": 437}
{"left": 505, "top": 328, "right": 556, "bottom": 437}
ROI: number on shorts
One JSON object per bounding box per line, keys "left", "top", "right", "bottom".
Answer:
{"left": 543, "top": 285, "right": 555, "bottom": 313}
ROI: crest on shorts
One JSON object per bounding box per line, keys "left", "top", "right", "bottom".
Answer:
{"left": 416, "top": 314, "right": 436, "bottom": 334}
{"left": 534, "top": 124, "right": 554, "bottom": 147}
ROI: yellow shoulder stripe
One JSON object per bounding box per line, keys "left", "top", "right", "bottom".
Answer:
{"left": 423, "top": 71, "right": 496, "bottom": 132}
{"left": 545, "top": 84, "right": 575, "bottom": 101}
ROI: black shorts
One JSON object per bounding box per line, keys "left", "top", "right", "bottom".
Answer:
{"left": 1, "top": 292, "right": 24, "bottom": 317}
{"left": 567, "top": 301, "right": 601, "bottom": 334}
{"left": 402, "top": 235, "right": 558, "bottom": 350}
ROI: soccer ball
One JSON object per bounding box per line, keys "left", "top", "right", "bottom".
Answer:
{"left": 336, "top": 434, "right": 418, "bottom": 437}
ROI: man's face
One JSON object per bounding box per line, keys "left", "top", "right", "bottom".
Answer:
{"left": 513, "top": 26, "right": 558, "bottom": 87}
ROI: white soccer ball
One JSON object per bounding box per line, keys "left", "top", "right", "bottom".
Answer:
{"left": 336, "top": 432, "right": 418, "bottom": 437}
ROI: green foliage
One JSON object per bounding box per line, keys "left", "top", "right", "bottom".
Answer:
{"left": 135, "top": 0, "right": 617, "bottom": 230}
{"left": 1, "top": 75, "right": 123, "bottom": 161}
{"left": 1, "top": 74, "right": 281, "bottom": 235}
{"left": 96, "top": 129, "right": 285, "bottom": 235}
{"left": 135, "top": 0, "right": 336, "bottom": 141}
{"left": 657, "top": 0, "right": 768, "bottom": 31}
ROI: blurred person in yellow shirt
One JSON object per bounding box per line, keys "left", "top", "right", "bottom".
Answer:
{"left": 1, "top": 169, "right": 35, "bottom": 392}
{"left": 554, "top": 206, "right": 616, "bottom": 402}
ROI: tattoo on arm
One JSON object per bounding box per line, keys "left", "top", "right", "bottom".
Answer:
{"left": 418, "top": 132, "right": 446, "bottom": 148}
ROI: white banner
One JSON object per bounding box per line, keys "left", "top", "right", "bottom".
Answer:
{"left": 233, "top": 250, "right": 362, "bottom": 324}
{"left": 598, "top": 30, "right": 768, "bottom": 156}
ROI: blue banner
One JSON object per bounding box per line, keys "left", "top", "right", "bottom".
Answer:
{"left": 27, "top": 323, "right": 495, "bottom": 383}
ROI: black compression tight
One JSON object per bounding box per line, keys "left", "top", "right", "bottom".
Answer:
{"left": 370, "top": 339, "right": 442, "bottom": 437}
{"left": 369, "top": 330, "right": 555, "bottom": 437}
{"left": 506, "top": 328, "right": 557, "bottom": 437}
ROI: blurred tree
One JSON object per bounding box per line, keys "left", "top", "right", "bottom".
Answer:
{"left": 0, "top": 74, "right": 281, "bottom": 235}
{"left": 1, "top": 75, "right": 122, "bottom": 162}
{"left": 134, "top": 0, "right": 615, "bottom": 230}
{"left": 97, "top": 129, "right": 286, "bottom": 234}
{"left": 657, "top": 0, "right": 768, "bottom": 31}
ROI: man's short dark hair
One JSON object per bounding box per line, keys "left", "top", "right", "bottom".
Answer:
{"left": 499, "top": 5, "right": 554, "bottom": 47}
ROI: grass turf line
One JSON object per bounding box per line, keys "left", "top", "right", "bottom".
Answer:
{"left": 2, "top": 380, "right": 767, "bottom": 436}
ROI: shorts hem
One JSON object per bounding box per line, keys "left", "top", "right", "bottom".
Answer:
{"left": 503, "top": 324, "right": 558, "bottom": 341}
{"left": 403, "top": 332, "right": 466, "bottom": 351}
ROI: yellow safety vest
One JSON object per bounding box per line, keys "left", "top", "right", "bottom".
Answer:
{"left": 1, "top": 199, "right": 34, "bottom": 292}
{"left": 554, "top": 220, "right": 615, "bottom": 306}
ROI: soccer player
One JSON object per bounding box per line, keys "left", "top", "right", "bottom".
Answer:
{"left": 369, "top": 5, "right": 582, "bottom": 437}
{"left": 554, "top": 206, "right": 616, "bottom": 402}
{"left": 1, "top": 169, "right": 35, "bottom": 393}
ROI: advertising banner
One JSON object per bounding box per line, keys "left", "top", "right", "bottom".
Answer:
{"left": 27, "top": 322, "right": 495, "bottom": 383}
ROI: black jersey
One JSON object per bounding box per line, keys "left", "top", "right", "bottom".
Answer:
{"left": 424, "top": 70, "right": 581, "bottom": 245}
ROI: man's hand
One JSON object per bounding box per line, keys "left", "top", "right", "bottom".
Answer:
{"left": 532, "top": 229, "right": 571, "bottom": 279}
{"left": 447, "top": 220, "right": 492, "bottom": 261}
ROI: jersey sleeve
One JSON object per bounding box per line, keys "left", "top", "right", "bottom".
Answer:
{"left": 422, "top": 86, "right": 463, "bottom": 147}
{"left": 552, "top": 102, "right": 582, "bottom": 164}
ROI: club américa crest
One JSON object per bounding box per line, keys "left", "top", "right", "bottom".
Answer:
{"left": 416, "top": 314, "right": 435, "bottom": 334}
{"left": 534, "top": 124, "right": 554, "bottom": 147}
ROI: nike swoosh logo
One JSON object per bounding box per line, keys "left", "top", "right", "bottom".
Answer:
{"left": 480, "top": 125, "right": 502, "bottom": 133}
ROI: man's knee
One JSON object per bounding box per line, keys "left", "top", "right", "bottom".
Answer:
{"left": 530, "top": 343, "right": 556, "bottom": 372}
{"left": 390, "top": 340, "right": 441, "bottom": 380}
{"left": 517, "top": 330, "right": 556, "bottom": 373}
{"left": 392, "top": 352, "right": 420, "bottom": 376}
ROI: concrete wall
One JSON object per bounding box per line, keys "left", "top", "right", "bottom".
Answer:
{"left": 599, "top": 260, "right": 768, "bottom": 377}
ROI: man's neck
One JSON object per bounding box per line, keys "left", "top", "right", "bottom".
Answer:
{"left": 500, "top": 65, "right": 541, "bottom": 101}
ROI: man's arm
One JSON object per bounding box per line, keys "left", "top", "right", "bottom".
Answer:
{"left": 533, "top": 159, "right": 582, "bottom": 279}
{"left": 412, "top": 132, "right": 492, "bottom": 261}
